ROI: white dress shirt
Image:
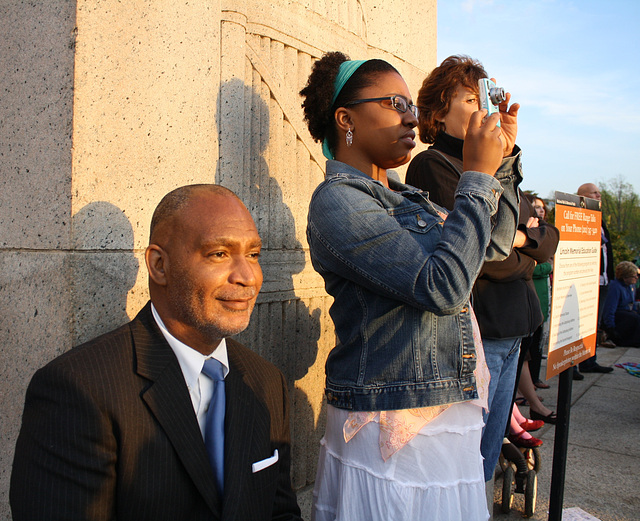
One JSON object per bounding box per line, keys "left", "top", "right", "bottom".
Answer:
{"left": 151, "top": 304, "right": 229, "bottom": 438}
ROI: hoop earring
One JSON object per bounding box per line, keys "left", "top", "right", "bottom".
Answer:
{"left": 346, "top": 128, "right": 353, "bottom": 147}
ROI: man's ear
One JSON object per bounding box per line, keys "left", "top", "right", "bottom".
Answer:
{"left": 145, "top": 244, "right": 168, "bottom": 286}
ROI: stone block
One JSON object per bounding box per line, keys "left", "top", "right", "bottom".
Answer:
{"left": 0, "top": 1, "right": 75, "bottom": 249}
{"left": 0, "top": 251, "right": 73, "bottom": 514}
{"left": 69, "top": 251, "right": 141, "bottom": 346}
{"left": 71, "top": 0, "right": 222, "bottom": 250}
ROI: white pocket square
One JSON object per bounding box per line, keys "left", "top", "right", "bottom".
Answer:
{"left": 251, "top": 449, "right": 279, "bottom": 473}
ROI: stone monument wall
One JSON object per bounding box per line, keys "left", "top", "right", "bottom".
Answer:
{"left": 0, "top": 0, "right": 436, "bottom": 517}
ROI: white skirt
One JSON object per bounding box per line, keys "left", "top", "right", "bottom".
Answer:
{"left": 312, "top": 402, "right": 488, "bottom": 521}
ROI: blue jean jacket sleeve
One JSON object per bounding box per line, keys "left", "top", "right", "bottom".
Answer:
{"left": 482, "top": 151, "right": 523, "bottom": 261}
{"left": 307, "top": 164, "right": 521, "bottom": 316}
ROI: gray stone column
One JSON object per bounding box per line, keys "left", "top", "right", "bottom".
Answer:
{"left": 0, "top": 2, "right": 77, "bottom": 515}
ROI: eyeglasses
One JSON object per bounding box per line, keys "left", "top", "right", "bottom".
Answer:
{"left": 344, "top": 95, "right": 420, "bottom": 118}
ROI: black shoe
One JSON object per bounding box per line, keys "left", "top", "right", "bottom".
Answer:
{"left": 580, "top": 363, "right": 614, "bottom": 373}
{"left": 573, "top": 369, "right": 584, "bottom": 380}
{"left": 530, "top": 409, "right": 557, "bottom": 425}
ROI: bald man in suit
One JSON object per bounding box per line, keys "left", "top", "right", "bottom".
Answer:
{"left": 10, "top": 185, "right": 302, "bottom": 521}
{"left": 576, "top": 182, "right": 614, "bottom": 374}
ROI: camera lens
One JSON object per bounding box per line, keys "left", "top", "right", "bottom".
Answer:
{"left": 489, "top": 87, "right": 506, "bottom": 105}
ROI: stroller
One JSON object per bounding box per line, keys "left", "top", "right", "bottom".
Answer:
{"left": 499, "top": 437, "right": 541, "bottom": 517}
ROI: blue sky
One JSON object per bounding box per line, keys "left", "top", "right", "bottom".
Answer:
{"left": 437, "top": 0, "right": 640, "bottom": 199}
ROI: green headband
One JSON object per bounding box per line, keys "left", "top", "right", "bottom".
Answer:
{"left": 322, "top": 59, "right": 368, "bottom": 160}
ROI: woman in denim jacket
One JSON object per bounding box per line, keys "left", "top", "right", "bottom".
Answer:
{"left": 300, "top": 52, "right": 522, "bottom": 521}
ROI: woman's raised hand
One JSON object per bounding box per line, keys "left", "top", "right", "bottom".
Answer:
{"left": 498, "top": 90, "right": 520, "bottom": 156}
{"left": 462, "top": 110, "right": 503, "bottom": 176}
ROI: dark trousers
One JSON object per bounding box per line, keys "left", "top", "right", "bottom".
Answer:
{"left": 527, "top": 324, "right": 544, "bottom": 383}
{"left": 580, "top": 284, "right": 608, "bottom": 370}
{"left": 612, "top": 310, "right": 640, "bottom": 347}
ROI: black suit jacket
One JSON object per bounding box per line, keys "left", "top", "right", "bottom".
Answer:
{"left": 10, "top": 302, "right": 302, "bottom": 521}
{"left": 601, "top": 220, "right": 615, "bottom": 282}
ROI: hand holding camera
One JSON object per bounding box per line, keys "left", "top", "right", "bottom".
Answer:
{"left": 478, "top": 78, "right": 520, "bottom": 156}
{"left": 462, "top": 110, "right": 503, "bottom": 177}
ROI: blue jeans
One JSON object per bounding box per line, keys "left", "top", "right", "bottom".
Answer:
{"left": 481, "top": 337, "right": 521, "bottom": 481}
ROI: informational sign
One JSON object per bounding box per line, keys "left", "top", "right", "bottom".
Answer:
{"left": 546, "top": 192, "right": 602, "bottom": 379}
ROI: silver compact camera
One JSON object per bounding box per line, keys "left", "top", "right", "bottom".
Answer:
{"left": 478, "top": 78, "right": 506, "bottom": 127}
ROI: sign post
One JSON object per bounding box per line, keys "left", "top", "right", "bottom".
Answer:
{"left": 546, "top": 192, "right": 602, "bottom": 520}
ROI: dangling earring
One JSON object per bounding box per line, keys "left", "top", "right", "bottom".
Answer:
{"left": 346, "top": 128, "right": 353, "bottom": 147}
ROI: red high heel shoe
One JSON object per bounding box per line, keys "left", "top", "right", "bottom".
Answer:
{"left": 508, "top": 430, "right": 543, "bottom": 448}
{"left": 519, "top": 418, "right": 544, "bottom": 432}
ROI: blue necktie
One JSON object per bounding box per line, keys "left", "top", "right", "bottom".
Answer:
{"left": 202, "top": 358, "right": 225, "bottom": 495}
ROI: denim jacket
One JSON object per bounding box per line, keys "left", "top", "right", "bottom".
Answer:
{"left": 307, "top": 157, "right": 522, "bottom": 411}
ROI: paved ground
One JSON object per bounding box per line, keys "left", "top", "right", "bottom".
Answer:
{"left": 491, "top": 345, "right": 640, "bottom": 520}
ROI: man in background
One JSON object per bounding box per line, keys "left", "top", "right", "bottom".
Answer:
{"left": 576, "top": 182, "right": 614, "bottom": 375}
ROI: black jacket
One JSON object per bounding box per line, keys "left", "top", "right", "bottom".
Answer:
{"left": 407, "top": 132, "right": 560, "bottom": 338}
{"left": 601, "top": 220, "right": 615, "bottom": 283}
{"left": 10, "top": 302, "right": 302, "bottom": 521}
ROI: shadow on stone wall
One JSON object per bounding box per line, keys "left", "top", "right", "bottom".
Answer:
{"left": 240, "top": 174, "right": 325, "bottom": 490}
{"left": 216, "top": 80, "right": 326, "bottom": 489}
{"left": 71, "top": 201, "right": 139, "bottom": 346}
